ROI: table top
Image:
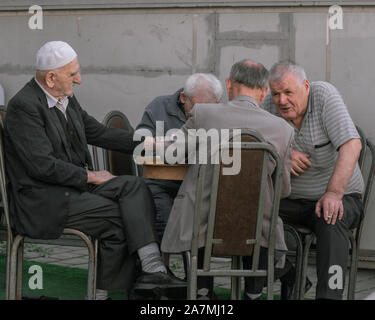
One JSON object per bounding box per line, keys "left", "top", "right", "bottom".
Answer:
{"left": 136, "top": 157, "right": 189, "bottom": 180}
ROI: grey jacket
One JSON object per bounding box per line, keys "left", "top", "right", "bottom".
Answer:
{"left": 161, "top": 95, "right": 294, "bottom": 254}
{"left": 136, "top": 88, "right": 186, "bottom": 136}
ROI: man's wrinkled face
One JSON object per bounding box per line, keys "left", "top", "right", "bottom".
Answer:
{"left": 53, "top": 57, "right": 81, "bottom": 98}
{"left": 269, "top": 71, "right": 310, "bottom": 124}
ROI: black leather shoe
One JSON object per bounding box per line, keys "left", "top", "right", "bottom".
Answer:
{"left": 132, "top": 269, "right": 187, "bottom": 299}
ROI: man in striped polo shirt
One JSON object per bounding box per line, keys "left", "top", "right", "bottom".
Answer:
{"left": 261, "top": 61, "right": 364, "bottom": 300}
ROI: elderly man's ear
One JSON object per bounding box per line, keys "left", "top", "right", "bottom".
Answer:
{"left": 45, "top": 71, "right": 57, "bottom": 89}
{"left": 259, "top": 87, "right": 269, "bottom": 102}
{"left": 179, "top": 91, "right": 187, "bottom": 104}
{"left": 225, "top": 78, "right": 232, "bottom": 92}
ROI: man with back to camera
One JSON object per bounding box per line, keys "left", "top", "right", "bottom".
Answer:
{"left": 261, "top": 61, "right": 364, "bottom": 300}
{"left": 159, "top": 59, "right": 296, "bottom": 300}
{"left": 4, "top": 41, "right": 186, "bottom": 300}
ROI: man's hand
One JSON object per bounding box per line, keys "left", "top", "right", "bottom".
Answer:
{"left": 315, "top": 191, "right": 344, "bottom": 225}
{"left": 87, "top": 170, "right": 116, "bottom": 185}
{"left": 291, "top": 149, "right": 312, "bottom": 176}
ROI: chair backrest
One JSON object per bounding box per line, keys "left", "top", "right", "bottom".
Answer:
{"left": 356, "top": 125, "right": 367, "bottom": 170}
{"left": 0, "top": 116, "right": 13, "bottom": 245}
{"left": 356, "top": 137, "right": 375, "bottom": 246}
{"left": 349, "top": 126, "right": 375, "bottom": 252}
{"left": 191, "top": 128, "right": 283, "bottom": 272}
{"left": 102, "top": 110, "right": 137, "bottom": 176}
{"left": 211, "top": 133, "right": 263, "bottom": 257}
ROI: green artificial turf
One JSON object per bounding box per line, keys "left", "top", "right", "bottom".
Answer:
{"left": 0, "top": 254, "right": 280, "bottom": 300}
{"left": 0, "top": 254, "right": 126, "bottom": 300}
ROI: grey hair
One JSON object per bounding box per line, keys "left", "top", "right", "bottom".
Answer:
{"left": 269, "top": 61, "right": 307, "bottom": 84}
{"left": 229, "top": 59, "right": 269, "bottom": 89}
{"left": 184, "top": 73, "right": 223, "bottom": 102}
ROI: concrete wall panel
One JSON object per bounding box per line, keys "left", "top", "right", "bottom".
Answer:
{"left": 294, "top": 13, "right": 326, "bottom": 81}
{"left": 218, "top": 45, "right": 279, "bottom": 80}
{"left": 218, "top": 13, "right": 281, "bottom": 33}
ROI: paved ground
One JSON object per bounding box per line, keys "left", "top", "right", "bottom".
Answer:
{"left": 5, "top": 242, "right": 375, "bottom": 300}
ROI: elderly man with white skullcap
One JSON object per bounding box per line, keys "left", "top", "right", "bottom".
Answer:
{"left": 4, "top": 41, "right": 186, "bottom": 299}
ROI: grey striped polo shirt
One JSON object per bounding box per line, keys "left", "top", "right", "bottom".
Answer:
{"left": 261, "top": 81, "right": 364, "bottom": 200}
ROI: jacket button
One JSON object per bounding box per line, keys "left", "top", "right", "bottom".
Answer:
{"left": 65, "top": 192, "right": 70, "bottom": 197}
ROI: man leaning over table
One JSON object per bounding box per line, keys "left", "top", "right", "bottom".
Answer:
{"left": 261, "top": 61, "right": 364, "bottom": 300}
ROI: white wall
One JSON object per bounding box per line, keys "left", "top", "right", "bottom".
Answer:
{"left": 1, "top": 4, "right": 375, "bottom": 251}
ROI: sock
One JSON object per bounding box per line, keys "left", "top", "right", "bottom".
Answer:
{"left": 95, "top": 289, "right": 108, "bottom": 300}
{"left": 246, "top": 292, "right": 262, "bottom": 300}
{"left": 197, "top": 288, "right": 209, "bottom": 296}
{"left": 138, "top": 242, "right": 167, "bottom": 274}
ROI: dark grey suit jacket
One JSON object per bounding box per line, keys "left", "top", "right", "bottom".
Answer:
{"left": 4, "top": 78, "right": 136, "bottom": 239}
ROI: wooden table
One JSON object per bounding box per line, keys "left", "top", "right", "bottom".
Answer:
{"left": 137, "top": 158, "right": 189, "bottom": 181}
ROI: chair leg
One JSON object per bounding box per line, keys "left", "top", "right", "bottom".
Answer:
{"left": 163, "top": 252, "right": 170, "bottom": 267}
{"left": 266, "top": 251, "right": 275, "bottom": 300}
{"left": 5, "top": 233, "right": 12, "bottom": 300}
{"left": 86, "top": 237, "right": 97, "bottom": 300}
{"left": 293, "top": 234, "right": 304, "bottom": 300}
{"left": 93, "top": 239, "right": 98, "bottom": 299}
{"left": 9, "top": 235, "right": 23, "bottom": 300}
{"left": 63, "top": 229, "right": 98, "bottom": 300}
{"left": 299, "top": 234, "right": 314, "bottom": 300}
{"left": 187, "top": 253, "right": 198, "bottom": 300}
{"left": 347, "top": 236, "right": 357, "bottom": 300}
{"left": 16, "top": 240, "right": 24, "bottom": 300}
{"left": 284, "top": 226, "right": 304, "bottom": 300}
{"left": 230, "top": 256, "right": 241, "bottom": 300}
{"left": 183, "top": 251, "right": 191, "bottom": 278}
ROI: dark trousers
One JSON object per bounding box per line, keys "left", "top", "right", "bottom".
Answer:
{"left": 65, "top": 175, "right": 158, "bottom": 291}
{"left": 145, "top": 179, "right": 181, "bottom": 241}
{"left": 279, "top": 194, "right": 362, "bottom": 300}
{"left": 243, "top": 248, "right": 291, "bottom": 295}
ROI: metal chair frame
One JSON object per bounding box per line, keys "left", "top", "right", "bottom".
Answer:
{"left": 284, "top": 127, "right": 375, "bottom": 300}
{"left": 187, "top": 129, "right": 283, "bottom": 300}
{"left": 0, "top": 117, "right": 99, "bottom": 300}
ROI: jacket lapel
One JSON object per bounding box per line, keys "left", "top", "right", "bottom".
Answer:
{"left": 29, "top": 79, "right": 72, "bottom": 161}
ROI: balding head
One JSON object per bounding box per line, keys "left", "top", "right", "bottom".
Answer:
{"left": 226, "top": 59, "right": 269, "bottom": 102}
{"left": 229, "top": 59, "right": 269, "bottom": 90}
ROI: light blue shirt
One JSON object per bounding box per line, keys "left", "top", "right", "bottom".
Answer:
{"left": 34, "top": 78, "right": 69, "bottom": 118}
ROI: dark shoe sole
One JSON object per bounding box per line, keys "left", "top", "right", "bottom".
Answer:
{"left": 134, "top": 281, "right": 187, "bottom": 291}
{"left": 133, "top": 286, "right": 187, "bottom": 300}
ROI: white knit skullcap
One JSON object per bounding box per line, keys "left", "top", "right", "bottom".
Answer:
{"left": 35, "top": 41, "right": 77, "bottom": 71}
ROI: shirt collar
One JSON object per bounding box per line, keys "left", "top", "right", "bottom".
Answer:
{"left": 232, "top": 95, "right": 259, "bottom": 107}
{"left": 34, "top": 78, "right": 69, "bottom": 112}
